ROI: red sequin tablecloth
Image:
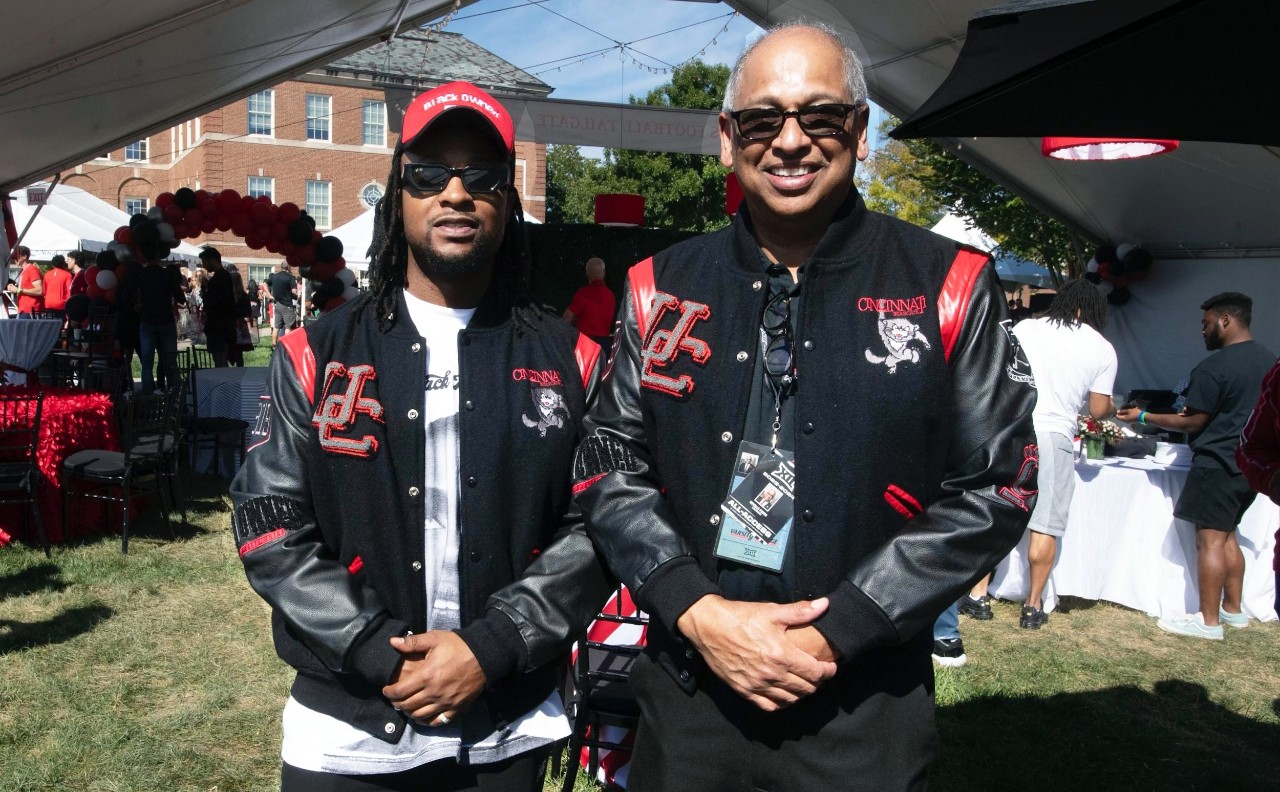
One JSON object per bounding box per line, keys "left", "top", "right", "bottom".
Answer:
{"left": 0, "top": 386, "right": 120, "bottom": 548}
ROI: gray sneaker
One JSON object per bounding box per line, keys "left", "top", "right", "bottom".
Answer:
{"left": 1218, "top": 607, "right": 1249, "bottom": 629}
{"left": 1157, "top": 612, "right": 1223, "bottom": 641}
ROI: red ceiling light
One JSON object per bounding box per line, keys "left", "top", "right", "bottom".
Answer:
{"left": 594, "top": 193, "right": 644, "bottom": 226}
{"left": 1041, "top": 137, "right": 1179, "bottom": 161}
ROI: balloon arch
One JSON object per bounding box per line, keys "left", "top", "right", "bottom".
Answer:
{"left": 64, "top": 186, "right": 356, "bottom": 324}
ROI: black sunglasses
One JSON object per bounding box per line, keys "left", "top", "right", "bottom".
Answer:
{"left": 762, "top": 288, "right": 796, "bottom": 396}
{"left": 729, "top": 104, "right": 860, "bottom": 141}
{"left": 402, "top": 163, "right": 510, "bottom": 194}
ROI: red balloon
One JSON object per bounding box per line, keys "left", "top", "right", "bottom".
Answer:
{"left": 113, "top": 226, "right": 133, "bottom": 245}
{"left": 173, "top": 222, "right": 190, "bottom": 239}
{"left": 217, "top": 189, "right": 241, "bottom": 215}
{"left": 270, "top": 222, "right": 288, "bottom": 241}
{"left": 183, "top": 207, "right": 204, "bottom": 228}
{"left": 83, "top": 266, "right": 99, "bottom": 284}
{"left": 200, "top": 218, "right": 216, "bottom": 234}
{"left": 277, "top": 202, "right": 301, "bottom": 224}
{"left": 86, "top": 282, "right": 106, "bottom": 300}
{"left": 312, "top": 230, "right": 323, "bottom": 245}
{"left": 199, "top": 198, "right": 218, "bottom": 219}
{"left": 256, "top": 193, "right": 273, "bottom": 204}
{"left": 285, "top": 252, "right": 301, "bottom": 268}
{"left": 163, "top": 204, "right": 184, "bottom": 224}
{"left": 104, "top": 287, "right": 117, "bottom": 304}
{"left": 194, "top": 189, "right": 211, "bottom": 204}
{"left": 333, "top": 256, "right": 345, "bottom": 270}
{"left": 264, "top": 237, "right": 280, "bottom": 254}
{"left": 115, "top": 264, "right": 126, "bottom": 278}
{"left": 250, "top": 202, "right": 274, "bottom": 227}
{"left": 231, "top": 214, "right": 253, "bottom": 238}
{"left": 241, "top": 196, "right": 257, "bottom": 213}
{"left": 294, "top": 245, "right": 316, "bottom": 266}
{"left": 309, "top": 260, "right": 339, "bottom": 281}
{"left": 245, "top": 235, "right": 266, "bottom": 250}
{"left": 280, "top": 240, "right": 296, "bottom": 257}
{"left": 215, "top": 215, "right": 233, "bottom": 232}
{"left": 156, "top": 192, "right": 175, "bottom": 209}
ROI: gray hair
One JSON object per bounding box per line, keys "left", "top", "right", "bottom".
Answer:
{"left": 722, "top": 20, "right": 868, "bottom": 112}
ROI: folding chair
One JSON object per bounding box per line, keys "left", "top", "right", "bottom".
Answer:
{"left": 62, "top": 392, "right": 175, "bottom": 554}
{"left": 180, "top": 350, "right": 248, "bottom": 476}
{"left": 562, "top": 587, "right": 647, "bottom": 792}
{"left": 0, "top": 391, "right": 49, "bottom": 556}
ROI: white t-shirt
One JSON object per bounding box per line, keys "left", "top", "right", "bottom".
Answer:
{"left": 1013, "top": 316, "right": 1118, "bottom": 439}
{"left": 281, "top": 290, "right": 569, "bottom": 774}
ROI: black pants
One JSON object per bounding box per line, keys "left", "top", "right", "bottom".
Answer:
{"left": 281, "top": 749, "right": 548, "bottom": 792}
{"left": 625, "top": 651, "right": 937, "bottom": 792}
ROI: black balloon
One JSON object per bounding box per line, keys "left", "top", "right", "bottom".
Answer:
{"left": 1107, "top": 286, "right": 1132, "bottom": 306}
{"left": 1121, "top": 246, "right": 1152, "bottom": 275}
{"left": 315, "top": 236, "right": 344, "bottom": 263}
{"left": 64, "top": 293, "right": 91, "bottom": 322}
{"left": 298, "top": 265, "right": 311, "bottom": 280}
{"left": 320, "top": 278, "right": 344, "bottom": 297}
{"left": 1084, "top": 271, "right": 1103, "bottom": 285}
{"left": 129, "top": 213, "right": 149, "bottom": 228}
{"left": 174, "top": 187, "right": 198, "bottom": 210}
{"left": 288, "top": 219, "right": 313, "bottom": 246}
{"left": 1094, "top": 245, "right": 1117, "bottom": 265}
{"left": 95, "top": 250, "right": 119, "bottom": 269}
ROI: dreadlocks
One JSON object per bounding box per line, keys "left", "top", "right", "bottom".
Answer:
{"left": 366, "top": 143, "right": 539, "bottom": 333}
{"left": 1043, "top": 279, "right": 1108, "bottom": 332}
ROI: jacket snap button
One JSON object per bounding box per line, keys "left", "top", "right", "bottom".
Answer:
{"left": 467, "top": 476, "right": 477, "bottom": 487}
{"left": 803, "top": 339, "right": 814, "bottom": 351}
{"left": 409, "top": 486, "right": 420, "bottom": 497}
{"left": 384, "top": 723, "right": 396, "bottom": 734}
{"left": 411, "top": 560, "right": 422, "bottom": 571}
{"left": 407, "top": 409, "right": 419, "bottom": 420}
{"left": 679, "top": 670, "right": 691, "bottom": 682}
{"left": 464, "top": 400, "right": 474, "bottom": 411}
{"left": 685, "top": 648, "right": 696, "bottom": 660}
{"left": 721, "top": 432, "right": 733, "bottom": 443}
{"left": 752, "top": 281, "right": 762, "bottom": 291}
{"left": 709, "top": 514, "right": 720, "bottom": 525}
{"left": 411, "top": 342, "right": 421, "bottom": 353}
{"left": 736, "top": 351, "right": 748, "bottom": 362}
{"left": 470, "top": 551, "right": 482, "bottom": 562}
{"left": 803, "top": 509, "right": 815, "bottom": 522}
{"left": 802, "top": 422, "right": 814, "bottom": 434}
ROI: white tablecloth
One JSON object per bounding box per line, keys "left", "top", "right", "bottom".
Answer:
{"left": 0, "top": 318, "right": 62, "bottom": 385}
{"left": 991, "top": 454, "right": 1278, "bottom": 621}
{"left": 193, "top": 367, "right": 269, "bottom": 475}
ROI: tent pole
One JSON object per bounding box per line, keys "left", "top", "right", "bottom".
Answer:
{"left": 9, "top": 174, "right": 62, "bottom": 259}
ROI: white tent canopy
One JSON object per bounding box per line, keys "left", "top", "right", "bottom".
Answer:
{"left": 6, "top": 182, "right": 204, "bottom": 263}
{"left": 929, "top": 213, "right": 1055, "bottom": 289}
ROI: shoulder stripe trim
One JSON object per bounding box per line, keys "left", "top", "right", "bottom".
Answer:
{"left": 574, "top": 333, "right": 602, "bottom": 389}
{"left": 280, "top": 328, "right": 316, "bottom": 405}
{"left": 630, "top": 257, "right": 656, "bottom": 340}
{"left": 238, "top": 527, "right": 286, "bottom": 557}
{"left": 938, "top": 249, "right": 990, "bottom": 363}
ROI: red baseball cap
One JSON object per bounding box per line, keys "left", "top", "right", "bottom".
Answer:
{"left": 401, "top": 81, "right": 514, "bottom": 156}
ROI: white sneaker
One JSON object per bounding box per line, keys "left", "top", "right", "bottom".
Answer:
{"left": 1156, "top": 612, "right": 1224, "bottom": 641}
{"left": 1218, "top": 607, "right": 1249, "bottom": 629}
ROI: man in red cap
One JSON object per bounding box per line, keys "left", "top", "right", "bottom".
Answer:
{"left": 232, "top": 81, "right": 608, "bottom": 791}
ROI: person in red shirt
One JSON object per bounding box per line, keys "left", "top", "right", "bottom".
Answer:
{"left": 562, "top": 256, "right": 616, "bottom": 349}
{"left": 1235, "top": 357, "right": 1280, "bottom": 617}
{"left": 41, "top": 254, "right": 73, "bottom": 318}
{"left": 6, "top": 245, "right": 44, "bottom": 313}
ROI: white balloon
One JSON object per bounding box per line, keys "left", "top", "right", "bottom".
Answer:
{"left": 336, "top": 268, "right": 356, "bottom": 286}
{"left": 1115, "top": 242, "right": 1135, "bottom": 261}
{"left": 343, "top": 285, "right": 358, "bottom": 300}
{"left": 147, "top": 206, "right": 165, "bottom": 221}
{"left": 157, "top": 222, "right": 175, "bottom": 242}
{"left": 96, "top": 269, "right": 118, "bottom": 289}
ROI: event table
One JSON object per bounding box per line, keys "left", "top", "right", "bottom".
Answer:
{"left": 0, "top": 318, "right": 62, "bottom": 385}
{"left": 0, "top": 386, "right": 120, "bottom": 548}
{"left": 990, "top": 453, "right": 1278, "bottom": 621}
{"left": 193, "top": 367, "right": 268, "bottom": 476}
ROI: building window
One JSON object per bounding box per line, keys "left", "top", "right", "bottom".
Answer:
{"left": 306, "top": 180, "right": 331, "bottom": 229}
{"left": 360, "top": 182, "right": 385, "bottom": 208}
{"left": 247, "top": 90, "right": 274, "bottom": 136}
{"left": 247, "top": 176, "right": 275, "bottom": 201}
{"left": 124, "top": 139, "right": 148, "bottom": 161}
{"left": 362, "top": 100, "right": 386, "bottom": 146}
{"left": 124, "top": 197, "right": 148, "bottom": 216}
{"left": 306, "top": 94, "right": 332, "bottom": 142}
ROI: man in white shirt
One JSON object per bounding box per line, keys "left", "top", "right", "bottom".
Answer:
{"left": 967, "top": 280, "right": 1117, "bottom": 628}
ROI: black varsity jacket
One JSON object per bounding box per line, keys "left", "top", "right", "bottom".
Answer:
{"left": 573, "top": 192, "right": 1038, "bottom": 691}
{"left": 231, "top": 288, "right": 610, "bottom": 743}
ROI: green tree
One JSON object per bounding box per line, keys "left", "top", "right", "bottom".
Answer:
{"left": 856, "top": 123, "right": 944, "bottom": 228}
{"left": 545, "top": 61, "right": 731, "bottom": 233}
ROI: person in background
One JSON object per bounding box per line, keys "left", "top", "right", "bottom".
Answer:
{"left": 7, "top": 246, "right": 43, "bottom": 313}
{"left": 266, "top": 261, "right": 299, "bottom": 348}
{"left": 41, "top": 254, "right": 73, "bottom": 320}
{"left": 571, "top": 22, "right": 1037, "bottom": 790}
{"left": 228, "top": 269, "right": 253, "bottom": 367}
{"left": 1235, "top": 356, "right": 1280, "bottom": 617}
{"left": 198, "top": 247, "right": 236, "bottom": 367}
{"left": 1119, "top": 292, "right": 1274, "bottom": 638}
{"left": 230, "top": 79, "right": 607, "bottom": 792}
{"left": 66, "top": 250, "right": 88, "bottom": 296}
{"left": 562, "top": 256, "right": 616, "bottom": 350}
{"left": 964, "top": 280, "right": 1116, "bottom": 628}
{"left": 247, "top": 274, "right": 261, "bottom": 327}
{"left": 125, "top": 248, "right": 187, "bottom": 394}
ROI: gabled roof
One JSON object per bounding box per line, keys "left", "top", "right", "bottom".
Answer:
{"left": 319, "top": 30, "right": 551, "bottom": 97}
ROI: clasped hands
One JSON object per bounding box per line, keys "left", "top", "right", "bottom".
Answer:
{"left": 676, "top": 594, "right": 840, "bottom": 712}
{"left": 381, "top": 630, "right": 486, "bottom": 728}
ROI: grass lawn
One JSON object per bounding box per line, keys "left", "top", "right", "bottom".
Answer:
{"left": 2, "top": 479, "right": 1277, "bottom": 791}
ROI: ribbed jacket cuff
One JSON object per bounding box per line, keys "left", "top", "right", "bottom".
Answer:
{"left": 812, "top": 581, "right": 899, "bottom": 662}
{"left": 347, "top": 617, "right": 411, "bottom": 689}
{"left": 455, "top": 609, "right": 527, "bottom": 685}
{"left": 636, "top": 557, "right": 721, "bottom": 635}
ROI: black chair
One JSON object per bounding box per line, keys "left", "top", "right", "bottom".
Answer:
{"left": 0, "top": 390, "right": 49, "bottom": 557}
{"left": 179, "top": 349, "right": 248, "bottom": 476}
{"left": 62, "top": 392, "right": 175, "bottom": 554}
{"left": 561, "top": 588, "right": 647, "bottom": 792}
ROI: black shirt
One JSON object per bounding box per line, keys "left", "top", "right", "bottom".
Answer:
{"left": 135, "top": 263, "right": 186, "bottom": 325}
{"left": 268, "top": 271, "right": 297, "bottom": 306}
{"left": 1185, "top": 339, "right": 1276, "bottom": 472}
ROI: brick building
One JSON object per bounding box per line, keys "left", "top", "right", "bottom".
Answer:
{"left": 58, "top": 31, "right": 551, "bottom": 283}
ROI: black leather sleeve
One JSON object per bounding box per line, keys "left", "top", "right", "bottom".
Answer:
{"left": 464, "top": 343, "right": 613, "bottom": 675}
{"left": 573, "top": 276, "right": 722, "bottom": 634}
{"left": 814, "top": 266, "right": 1038, "bottom": 659}
{"left": 230, "top": 345, "right": 407, "bottom": 690}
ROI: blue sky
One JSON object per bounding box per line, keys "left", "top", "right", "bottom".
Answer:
{"left": 445, "top": 0, "right": 886, "bottom": 148}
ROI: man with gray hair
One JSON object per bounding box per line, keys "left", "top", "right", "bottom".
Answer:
{"left": 572, "top": 21, "right": 1036, "bottom": 790}
{"left": 562, "top": 256, "right": 615, "bottom": 350}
